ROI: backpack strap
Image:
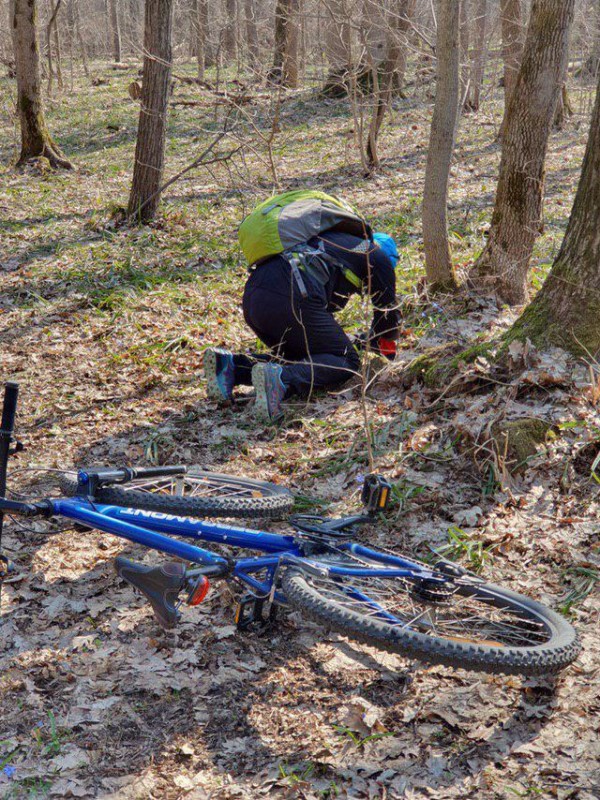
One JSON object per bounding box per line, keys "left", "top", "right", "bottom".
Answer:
{"left": 285, "top": 251, "right": 308, "bottom": 299}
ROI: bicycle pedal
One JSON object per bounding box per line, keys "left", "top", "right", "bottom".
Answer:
{"left": 0, "top": 554, "right": 16, "bottom": 582}
{"left": 234, "top": 593, "right": 278, "bottom": 631}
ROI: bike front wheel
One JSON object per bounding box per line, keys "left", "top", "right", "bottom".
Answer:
{"left": 282, "top": 555, "right": 580, "bottom": 676}
{"left": 60, "top": 469, "right": 294, "bottom": 519}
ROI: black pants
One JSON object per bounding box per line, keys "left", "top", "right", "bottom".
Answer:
{"left": 233, "top": 257, "right": 360, "bottom": 397}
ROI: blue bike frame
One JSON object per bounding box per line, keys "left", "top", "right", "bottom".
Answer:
{"left": 50, "top": 497, "right": 443, "bottom": 599}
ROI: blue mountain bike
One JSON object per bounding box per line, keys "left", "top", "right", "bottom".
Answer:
{"left": 0, "top": 383, "right": 580, "bottom": 676}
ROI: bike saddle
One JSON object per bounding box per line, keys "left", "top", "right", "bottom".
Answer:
{"left": 114, "top": 556, "right": 186, "bottom": 629}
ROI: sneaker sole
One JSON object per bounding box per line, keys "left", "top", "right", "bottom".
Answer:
{"left": 204, "top": 349, "right": 231, "bottom": 405}
{"left": 252, "top": 366, "right": 283, "bottom": 422}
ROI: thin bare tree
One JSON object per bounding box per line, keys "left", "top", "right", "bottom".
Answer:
{"left": 108, "top": 0, "right": 121, "bottom": 62}
{"left": 466, "top": 0, "right": 488, "bottom": 111}
{"left": 422, "top": 0, "right": 461, "bottom": 290}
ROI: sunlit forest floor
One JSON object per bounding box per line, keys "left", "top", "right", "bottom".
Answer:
{"left": 0, "top": 62, "right": 598, "bottom": 799}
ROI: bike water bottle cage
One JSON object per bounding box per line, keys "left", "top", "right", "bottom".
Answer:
{"left": 76, "top": 465, "right": 187, "bottom": 498}
{"left": 361, "top": 474, "right": 392, "bottom": 515}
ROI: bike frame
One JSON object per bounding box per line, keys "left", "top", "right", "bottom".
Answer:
{"left": 43, "top": 496, "right": 442, "bottom": 599}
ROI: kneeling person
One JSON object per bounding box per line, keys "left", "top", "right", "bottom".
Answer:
{"left": 204, "top": 191, "right": 400, "bottom": 420}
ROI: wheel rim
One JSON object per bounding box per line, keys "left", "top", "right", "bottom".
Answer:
{"left": 115, "top": 473, "right": 268, "bottom": 500}
{"left": 295, "top": 557, "right": 555, "bottom": 650}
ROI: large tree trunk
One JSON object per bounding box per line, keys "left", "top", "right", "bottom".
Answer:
{"left": 498, "top": 0, "right": 524, "bottom": 138}
{"left": 269, "top": 0, "right": 299, "bottom": 87}
{"left": 472, "top": 0, "right": 575, "bottom": 305}
{"left": 422, "top": 0, "right": 461, "bottom": 291}
{"left": 10, "top": 0, "right": 72, "bottom": 168}
{"left": 322, "top": 0, "right": 352, "bottom": 95}
{"left": 127, "top": 0, "right": 173, "bottom": 223}
{"left": 505, "top": 69, "right": 600, "bottom": 356}
{"left": 467, "top": 0, "right": 488, "bottom": 111}
{"left": 108, "top": 0, "right": 121, "bottom": 62}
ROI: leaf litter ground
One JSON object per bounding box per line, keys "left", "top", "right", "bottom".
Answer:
{"left": 0, "top": 63, "right": 598, "bottom": 799}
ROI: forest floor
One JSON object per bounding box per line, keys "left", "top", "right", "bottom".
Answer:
{"left": 0, "top": 63, "right": 598, "bottom": 800}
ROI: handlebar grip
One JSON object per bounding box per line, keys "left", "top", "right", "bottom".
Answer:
{"left": 130, "top": 466, "right": 187, "bottom": 479}
{"left": 1, "top": 383, "right": 19, "bottom": 434}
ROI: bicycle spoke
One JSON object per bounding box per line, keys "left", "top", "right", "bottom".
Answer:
{"left": 301, "top": 560, "right": 553, "bottom": 650}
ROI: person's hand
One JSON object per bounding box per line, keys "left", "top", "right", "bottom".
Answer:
{"left": 353, "top": 332, "right": 397, "bottom": 360}
{"left": 377, "top": 338, "right": 397, "bottom": 360}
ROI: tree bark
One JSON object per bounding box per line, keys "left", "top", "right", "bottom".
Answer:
{"left": 269, "top": 0, "right": 299, "bottom": 87}
{"left": 467, "top": 0, "right": 487, "bottom": 111}
{"left": 498, "top": 0, "right": 524, "bottom": 138}
{"left": 367, "top": 0, "right": 413, "bottom": 168}
{"left": 195, "top": 0, "right": 206, "bottom": 79}
{"left": 459, "top": 0, "right": 470, "bottom": 108}
{"left": 73, "top": 0, "right": 89, "bottom": 77}
{"left": 108, "top": 0, "right": 121, "bottom": 62}
{"left": 46, "top": 0, "right": 63, "bottom": 94}
{"left": 422, "top": 0, "right": 461, "bottom": 291}
{"left": 391, "top": 0, "right": 416, "bottom": 93}
{"left": 10, "top": 0, "right": 72, "bottom": 168}
{"left": 244, "top": 0, "right": 259, "bottom": 72}
{"left": 223, "top": 0, "right": 237, "bottom": 61}
{"left": 127, "top": 0, "right": 173, "bottom": 223}
{"left": 472, "top": 0, "right": 575, "bottom": 305}
{"left": 505, "top": 68, "right": 600, "bottom": 356}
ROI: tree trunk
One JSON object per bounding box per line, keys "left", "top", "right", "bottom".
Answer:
{"left": 195, "top": 0, "right": 206, "bottom": 79}
{"left": 283, "top": 0, "right": 300, "bottom": 87}
{"left": 322, "top": 0, "right": 352, "bottom": 95}
{"left": 505, "top": 69, "right": 600, "bottom": 356}
{"left": 127, "top": 0, "right": 173, "bottom": 223}
{"left": 108, "top": 0, "right": 121, "bottom": 62}
{"left": 363, "top": 0, "right": 387, "bottom": 68}
{"left": 10, "top": 0, "right": 72, "bottom": 168}
{"left": 269, "top": 0, "right": 299, "bottom": 87}
{"left": 244, "top": 0, "right": 259, "bottom": 72}
{"left": 223, "top": 0, "right": 237, "bottom": 61}
{"left": 422, "top": 0, "right": 461, "bottom": 291}
{"left": 498, "top": 0, "right": 524, "bottom": 138}
{"left": 467, "top": 0, "right": 487, "bottom": 111}
{"left": 459, "top": 0, "right": 470, "bottom": 108}
{"left": 391, "top": 0, "right": 416, "bottom": 93}
{"left": 73, "top": 0, "right": 89, "bottom": 77}
{"left": 472, "top": 0, "right": 575, "bottom": 305}
{"left": 585, "top": 0, "right": 600, "bottom": 76}
{"left": 367, "top": 0, "right": 412, "bottom": 168}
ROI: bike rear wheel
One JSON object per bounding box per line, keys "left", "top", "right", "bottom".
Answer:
{"left": 282, "top": 553, "right": 580, "bottom": 676}
{"left": 60, "top": 469, "right": 294, "bottom": 519}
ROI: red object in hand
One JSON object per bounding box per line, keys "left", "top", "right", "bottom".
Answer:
{"left": 377, "top": 338, "right": 397, "bottom": 360}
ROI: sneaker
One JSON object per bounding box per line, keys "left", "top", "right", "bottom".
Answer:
{"left": 204, "top": 348, "right": 235, "bottom": 404}
{"left": 251, "top": 363, "right": 286, "bottom": 421}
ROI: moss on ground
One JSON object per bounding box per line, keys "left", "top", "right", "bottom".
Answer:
{"left": 491, "top": 417, "right": 554, "bottom": 471}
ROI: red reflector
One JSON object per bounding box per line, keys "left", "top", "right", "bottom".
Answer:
{"left": 188, "top": 576, "right": 210, "bottom": 606}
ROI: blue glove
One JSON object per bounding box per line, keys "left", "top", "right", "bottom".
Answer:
{"left": 373, "top": 232, "right": 399, "bottom": 267}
